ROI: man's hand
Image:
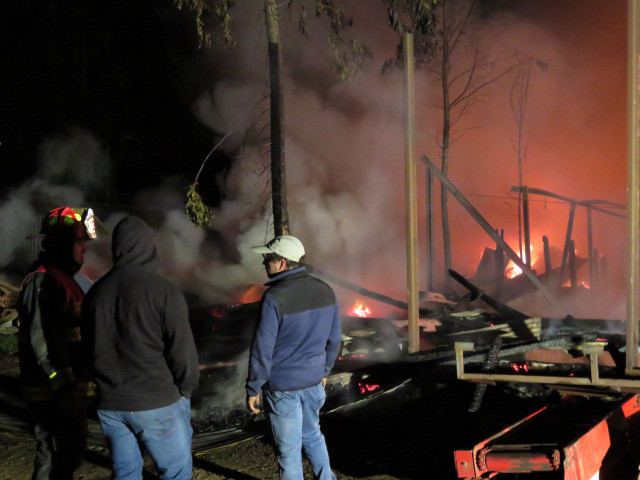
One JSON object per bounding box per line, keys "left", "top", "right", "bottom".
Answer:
{"left": 247, "top": 394, "right": 262, "bottom": 414}
{"left": 322, "top": 377, "right": 327, "bottom": 389}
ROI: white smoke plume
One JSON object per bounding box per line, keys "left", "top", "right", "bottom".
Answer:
{"left": 0, "top": 128, "right": 110, "bottom": 282}
{"left": 182, "top": 0, "right": 627, "bottom": 321}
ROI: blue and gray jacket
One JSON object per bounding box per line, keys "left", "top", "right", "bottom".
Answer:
{"left": 246, "top": 267, "right": 342, "bottom": 397}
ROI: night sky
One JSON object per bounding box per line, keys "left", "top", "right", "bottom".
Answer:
{"left": 0, "top": 0, "right": 224, "bottom": 204}
{"left": 0, "top": 1, "right": 630, "bottom": 318}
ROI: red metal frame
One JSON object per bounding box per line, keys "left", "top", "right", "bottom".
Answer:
{"left": 454, "top": 395, "right": 640, "bottom": 479}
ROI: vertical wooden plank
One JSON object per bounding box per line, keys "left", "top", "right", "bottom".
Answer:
{"left": 569, "top": 240, "right": 577, "bottom": 289}
{"left": 561, "top": 203, "right": 576, "bottom": 276}
{"left": 403, "top": 32, "right": 420, "bottom": 354}
{"left": 627, "top": 0, "right": 640, "bottom": 372}
{"left": 427, "top": 168, "right": 434, "bottom": 292}
{"left": 494, "top": 230, "right": 505, "bottom": 299}
{"left": 587, "top": 207, "right": 594, "bottom": 288}
{"left": 523, "top": 186, "right": 531, "bottom": 269}
{"left": 543, "top": 236, "right": 552, "bottom": 276}
{"left": 593, "top": 247, "right": 600, "bottom": 291}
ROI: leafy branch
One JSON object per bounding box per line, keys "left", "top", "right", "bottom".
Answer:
{"left": 185, "top": 131, "right": 232, "bottom": 228}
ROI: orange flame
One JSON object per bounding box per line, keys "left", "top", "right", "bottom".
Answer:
{"left": 352, "top": 303, "right": 371, "bottom": 318}
{"left": 505, "top": 245, "right": 538, "bottom": 279}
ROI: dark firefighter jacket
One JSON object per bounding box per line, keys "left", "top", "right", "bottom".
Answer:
{"left": 18, "top": 262, "right": 95, "bottom": 401}
{"left": 82, "top": 216, "right": 199, "bottom": 412}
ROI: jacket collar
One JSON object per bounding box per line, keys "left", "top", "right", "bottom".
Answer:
{"left": 265, "top": 266, "right": 307, "bottom": 286}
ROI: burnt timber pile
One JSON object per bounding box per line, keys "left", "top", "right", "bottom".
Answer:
{"left": 187, "top": 232, "right": 625, "bottom": 439}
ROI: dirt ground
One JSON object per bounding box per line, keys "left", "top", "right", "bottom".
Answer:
{"left": 0, "top": 346, "right": 550, "bottom": 480}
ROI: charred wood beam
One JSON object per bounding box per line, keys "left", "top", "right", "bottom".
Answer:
{"left": 543, "top": 236, "right": 552, "bottom": 276}
{"left": 510, "top": 186, "right": 626, "bottom": 219}
{"left": 427, "top": 168, "right": 434, "bottom": 290}
{"left": 569, "top": 240, "right": 577, "bottom": 288}
{"left": 306, "top": 264, "right": 432, "bottom": 318}
{"left": 468, "top": 336, "right": 503, "bottom": 413}
{"left": 448, "top": 270, "right": 538, "bottom": 344}
{"left": 449, "top": 269, "right": 529, "bottom": 322}
{"left": 421, "top": 155, "right": 568, "bottom": 315}
{"left": 523, "top": 187, "right": 531, "bottom": 269}
{"left": 560, "top": 203, "right": 576, "bottom": 276}
{"left": 494, "top": 231, "right": 504, "bottom": 299}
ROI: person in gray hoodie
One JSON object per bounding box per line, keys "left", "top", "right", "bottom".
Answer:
{"left": 82, "top": 216, "right": 199, "bottom": 480}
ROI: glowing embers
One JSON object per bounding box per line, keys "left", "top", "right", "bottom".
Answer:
{"left": 352, "top": 301, "right": 372, "bottom": 318}
{"left": 337, "top": 353, "right": 367, "bottom": 361}
{"left": 511, "top": 361, "right": 530, "bottom": 373}
{"left": 357, "top": 382, "right": 381, "bottom": 394}
{"left": 505, "top": 245, "right": 539, "bottom": 279}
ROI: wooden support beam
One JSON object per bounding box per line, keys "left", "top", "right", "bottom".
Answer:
{"left": 494, "top": 230, "right": 505, "bottom": 299}
{"left": 421, "top": 155, "right": 568, "bottom": 315}
{"left": 587, "top": 206, "right": 594, "bottom": 288}
{"left": 510, "top": 186, "right": 626, "bottom": 219}
{"left": 569, "top": 240, "right": 577, "bottom": 289}
{"left": 449, "top": 269, "right": 528, "bottom": 321}
{"left": 455, "top": 342, "right": 640, "bottom": 390}
{"left": 627, "top": 0, "right": 640, "bottom": 372}
{"left": 593, "top": 247, "right": 600, "bottom": 291}
{"left": 543, "top": 236, "right": 552, "bottom": 276}
{"left": 403, "top": 32, "right": 419, "bottom": 353}
{"left": 561, "top": 203, "right": 576, "bottom": 276}
{"left": 427, "top": 167, "right": 434, "bottom": 292}
{"left": 523, "top": 187, "right": 531, "bottom": 269}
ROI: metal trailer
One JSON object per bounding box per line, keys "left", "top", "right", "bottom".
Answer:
{"left": 454, "top": 394, "right": 640, "bottom": 479}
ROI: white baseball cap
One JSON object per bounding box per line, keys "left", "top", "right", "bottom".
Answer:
{"left": 251, "top": 235, "right": 305, "bottom": 262}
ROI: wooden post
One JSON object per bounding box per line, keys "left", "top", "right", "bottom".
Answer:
{"left": 421, "top": 155, "right": 567, "bottom": 315}
{"left": 494, "top": 230, "right": 505, "bottom": 299}
{"left": 587, "top": 206, "right": 594, "bottom": 288}
{"left": 560, "top": 203, "right": 576, "bottom": 276}
{"left": 403, "top": 32, "right": 420, "bottom": 354}
{"left": 523, "top": 186, "right": 531, "bottom": 268}
{"left": 569, "top": 240, "right": 577, "bottom": 289}
{"left": 593, "top": 247, "right": 600, "bottom": 291}
{"left": 427, "top": 168, "right": 434, "bottom": 291}
{"left": 627, "top": 0, "right": 640, "bottom": 372}
{"left": 542, "top": 236, "right": 552, "bottom": 276}
{"left": 600, "top": 253, "right": 608, "bottom": 293}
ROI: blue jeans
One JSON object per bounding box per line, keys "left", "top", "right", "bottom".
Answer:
{"left": 97, "top": 398, "right": 193, "bottom": 480}
{"left": 265, "top": 383, "right": 336, "bottom": 480}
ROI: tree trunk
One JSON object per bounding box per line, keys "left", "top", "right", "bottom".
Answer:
{"left": 440, "top": 16, "right": 452, "bottom": 284}
{"left": 264, "top": 0, "right": 289, "bottom": 236}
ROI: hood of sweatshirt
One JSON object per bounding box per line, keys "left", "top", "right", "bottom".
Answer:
{"left": 112, "top": 216, "right": 158, "bottom": 269}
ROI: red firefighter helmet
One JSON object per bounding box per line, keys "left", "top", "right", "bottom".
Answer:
{"left": 40, "top": 207, "right": 97, "bottom": 240}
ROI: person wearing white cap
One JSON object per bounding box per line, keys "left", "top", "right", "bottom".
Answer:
{"left": 246, "top": 235, "right": 341, "bottom": 480}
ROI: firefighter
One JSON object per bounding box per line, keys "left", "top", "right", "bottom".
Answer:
{"left": 17, "top": 206, "right": 97, "bottom": 480}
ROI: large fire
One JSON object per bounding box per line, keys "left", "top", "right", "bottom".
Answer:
{"left": 505, "top": 245, "right": 539, "bottom": 279}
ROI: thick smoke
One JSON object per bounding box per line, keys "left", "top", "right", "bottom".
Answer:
{"left": 0, "top": 128, "right": 109, "bottom": 281}
{"left": 1, "top": 2, "right": 626, "bottom": 318}
{"left": 184, "top": 1, "right": 627, "bottom": 322}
